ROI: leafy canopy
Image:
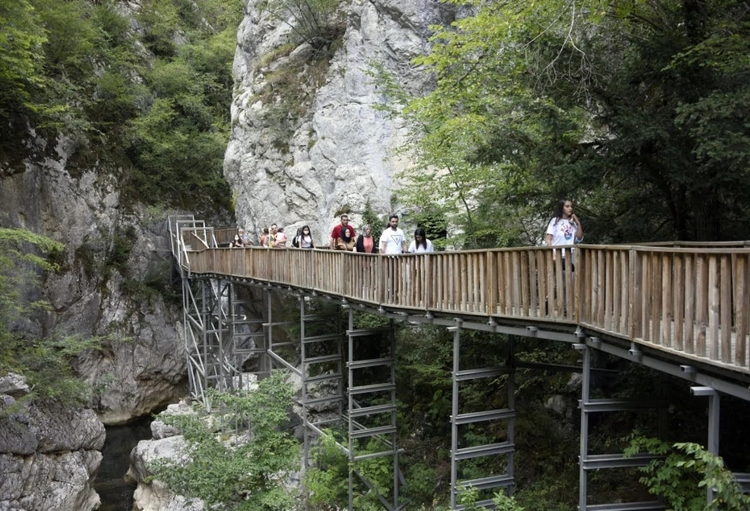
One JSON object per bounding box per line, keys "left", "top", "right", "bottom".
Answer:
{"left": 384, "top": 0, "right": 750, "bottom": 245}
{"left": 0, "top": 0, "right": 243, "bottom": 216}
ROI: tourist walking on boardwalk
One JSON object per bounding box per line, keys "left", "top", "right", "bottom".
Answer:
{"left": 229, "top": 232, "right": 244, "bottom": 248}
{"left": 259, "top": 228, "right": 269, "bottom": 247}
{"left": 407, "top": 227, "right": 433, "bottom": 253}
{"left": 294, "top": 225, "right": 315, "bottom": 249}
{"left": 379, "top": 214, "right": 406, "bottom": 255}
{"left": 356, "top": 225, "right": 378, "bottom": 253}
{"left": 330, "top": 214, "right": 356, "bottom": 251}
{"left": 274, "top": 227, "right": 288, "bottom": 248}
{"left": 267, "top": 224, "right": 278, "bottom": 247}
{"left": 238, "top": 228, "right": 250, "bottom": 246}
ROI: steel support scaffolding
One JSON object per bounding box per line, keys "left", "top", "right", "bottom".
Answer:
{"left": 228, "top": 283, "right": 267, "bottom": 390}
{"left": 690, "top": 386, "right": 720, "bottom": 505}
{"left": 300, "top": 296, "right": 345, "bottom": 472}
{"left": 450, "top": 324, "right": 516, "bottom": 510}
{"left": 346, "top": 308, "right": 403, "bottom": 511}
{"left": 575, "top": 343, "right": 665, "bottom": 511}
{"left": 182, "top": 278, "right": 229, "bottom": 409}
{"left": 181, "top": 278, "right": 267, "bottom": 409}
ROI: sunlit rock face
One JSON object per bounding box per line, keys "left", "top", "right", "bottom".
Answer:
{"left": 0, "top": 136, "right": 187, "bottom": 425}
{"left": 225, "top": 0, "right": 453, "bottom": 242}
{"left": 0, "top": 383, "right": 106, "bottom": 511}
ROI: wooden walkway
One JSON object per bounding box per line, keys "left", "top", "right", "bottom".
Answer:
{"left": 176, "top": 227, "right": 750, "bottom": 377}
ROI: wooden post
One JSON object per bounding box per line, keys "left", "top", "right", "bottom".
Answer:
{"left": 662, "top": 254, "right": 672, "bottom": 348}
{"left": 735, "top": 255, "right": 748, "bottom": 368}
{"left": 708, "top": 256, "right": 720, "bottom": 361}
{"left": 674, "top": 255, "right": 684, "bottom": 351}
{"left": 696, "top": 255, "right": 708, "bottom": 357}
{"left": 720, "top": 256, "right": 732, "bottom": 363}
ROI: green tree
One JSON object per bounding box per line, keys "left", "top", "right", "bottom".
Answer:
{"left": 626, "top": 437, "right": 750, "bottom": 510}
{"left": 1, "top": 0, "right": 240, "bottom": 216}
{"left": 263, "top": 0, "right": 343, "bottom": 50}
{"left": 150, "top": 372, "right": 300, "bottom": 511}
{"left": 0, "top": 0, "right": 46, "bottom": 126}
{"left": 384, "top": 0, "right": 750, "bottom": 244}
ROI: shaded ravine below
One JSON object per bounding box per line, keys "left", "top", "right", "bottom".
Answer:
{"left": 94, "top": 417, "right": 153, "bottom": 511}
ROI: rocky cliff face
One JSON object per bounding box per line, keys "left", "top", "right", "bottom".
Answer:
{"left": 0, "top": 374, "right": 106, "bottom": 511}
{"left": 0, "top": 138, "right": 187, "bottom": 425}
{"left": 225, "top": 0, "right": 452, "bottom": 243}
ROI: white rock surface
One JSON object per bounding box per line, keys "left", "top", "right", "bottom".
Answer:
{"left": 225, "top": 0, "right": 450, "bottom": 243}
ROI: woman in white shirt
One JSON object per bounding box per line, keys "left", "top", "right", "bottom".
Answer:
{"left": 408, "top": 228, "right": 434, "bottom": 253}
{"left": 545, "top": 198, "right": 583, "bottom": 270}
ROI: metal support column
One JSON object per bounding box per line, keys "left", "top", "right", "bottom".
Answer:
{"left": 182, "top": 277, "right": 230, "bottom": 410}
{"left": 346, "top": 310, "right": 402, "bottom": 511}
{"left": 450, "top": 325, "right": 460, "bottom": 510}
{"left": 228, "top": 282, "right": 266, "bottom": 391}
{"left": 300, "top": 297, "right": 344, "bottom": 471}
{"left": 575, "top": 343, "right": 664, "bottom": 510}
{"left": 691, "top": 386, "right": 720, "bottom": 506}
{"left": 450, "top": 324, "right": 515, "bottom": 510}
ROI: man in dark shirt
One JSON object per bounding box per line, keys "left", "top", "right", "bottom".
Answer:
{"left": 329, "top": 215, "right": 356, "bottom": 251}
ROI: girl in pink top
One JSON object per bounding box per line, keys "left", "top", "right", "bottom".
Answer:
{"left": 355, "top": 225, "right": 378, "bottom": 253}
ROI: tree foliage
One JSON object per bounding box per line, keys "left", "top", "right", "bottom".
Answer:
{"left": 150, "top": 372, "right": 300, "bottom": 510}
{"left": 384, "top": 0, "right": 750, "bottom": 245}
{"left": 0, "top": 228, "right": 101, "bottom": 408}
{"left": 262, "top": 0, "right": 344, "bottom": 50}
{"left": 625, "top": 437, "right": 750, "bottom": 510}
{"left": 0, "top": 0, "right": 242, "bottom": 215}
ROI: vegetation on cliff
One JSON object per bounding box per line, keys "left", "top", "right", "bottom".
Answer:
{"left": 0, "top": 228, "right": 99, "bottom": 408}
{"left": 0, "top": 0, "right": 243, "bottom": 214}
{"left": 149, "top": 372, "right": 300, "bottom": 510}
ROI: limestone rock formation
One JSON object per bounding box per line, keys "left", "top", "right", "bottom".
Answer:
{"left": 0, "top": 137, "right": 187, "bottom": 425}
{"left": 0, "top": 380, "right": 106, "bottom": 511}
{"left": 127, "top": 404, "right": 205, "bottom": 511}
{"left": 225, "top": 0, "right": 451, "bottom": 243}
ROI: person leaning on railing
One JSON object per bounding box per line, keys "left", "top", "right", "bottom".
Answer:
{"left": 379, "top": 214, "right": 407, "bottom": 255}
{"left": 407, "top": 227, "right": 433, "bottom": 253}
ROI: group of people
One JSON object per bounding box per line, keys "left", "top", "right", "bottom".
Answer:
{"left": 328, "top": 214, "right": 433, "bottom": 255}
{"left": 230, "top": 214, "right": 435, "bottom": 254}
{"left": 230, "top": 199, "right": 581, "bottom": 256}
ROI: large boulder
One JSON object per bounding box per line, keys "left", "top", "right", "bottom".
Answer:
{"left": 0, "top": 387, "right": 106, "bottom": 511}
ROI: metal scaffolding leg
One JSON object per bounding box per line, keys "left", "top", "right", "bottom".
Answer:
{"left": 228, "top": 283, "right": 266, "bottom": 390}
{"left": 300, "top": 296, "right": 345, "bottom": 472}
{"left": 450, "top": 325, "right": 515, "bottom": 510}
{"left": 182, "top": 277, "right": 228, "bottom": 410}
{"left": 265, "top": 287, "right": 298, "bottom": 376}
{"left": 575, "top": 343, "right": 664, "bottom": 510}
{"left": 182, "top": 278, "right": 266, "bottom": 409}
{"left": 691, "top": 386, "right": 720, "bottom": 505}
{"left": 346, "top": 310, "right": 402, "bottom": 511}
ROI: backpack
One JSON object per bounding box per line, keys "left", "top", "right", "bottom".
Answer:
{"left": 292, "top": 235, "right": 300, "bottom": 248}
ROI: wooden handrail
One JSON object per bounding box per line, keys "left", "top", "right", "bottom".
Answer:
{"left": 184, "top": 245, "right": 750, "bottom": 375}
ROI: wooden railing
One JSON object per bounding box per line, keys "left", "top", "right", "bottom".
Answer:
{"left": 184, "top": 245, "right": 750, "bottom": 374}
